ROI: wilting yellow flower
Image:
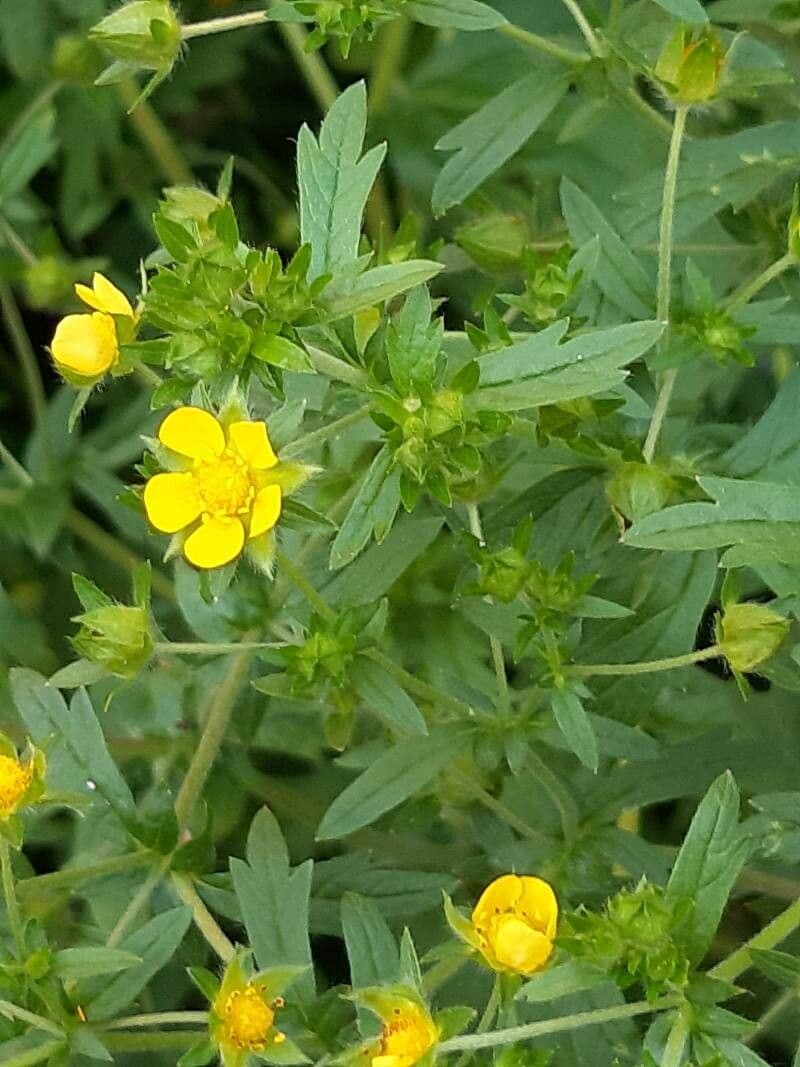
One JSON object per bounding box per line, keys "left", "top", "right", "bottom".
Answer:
{"left": 51, "top": 272, "right": 135, "bottom": 383}
{"left": 143, "top": 406, "right": 283, "bottom": 570}
{"left": 446, "top": 874, "right": 558, "bottom": 977}
{"left": 373, "top": 1001, "right": 439, "bottom": 1067}
{"left": 0, "top": 754, "right": 33, "bottom": 820}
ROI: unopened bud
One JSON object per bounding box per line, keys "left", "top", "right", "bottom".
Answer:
{"left": 606, "top": 462, "right": 673, "bottom": 523}
{"left": 455, "top": 214, "right": 526, "bottom": 273}
{"left": 717, "top": 602, "right": 790, "bottom": 673}
{"left": 655, "top": 27, "right": 726, "bottom": 106}
{"left": 72, "top": 603, "right": 153, "bottom": 679}
{"left": 90, "top": 0, "right": 181, "bottom": 75}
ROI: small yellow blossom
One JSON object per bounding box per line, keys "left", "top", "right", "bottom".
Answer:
{"left": 143, "top": 406, "right": 283, "bottom": 570}
{"left": 372, "top": 1001, "right": 439, "bottom": 1067}
{"left": 0, "top": 754, "right": 33, "bottom": 820}
{"left": 50, "top": 272, "right": 134, "bottom": 383}
{"left": 472, "top": 875, "right": 557, "bottom": 975}
{"left": 219, "top": 984, "right": 285, "bottom": 1053}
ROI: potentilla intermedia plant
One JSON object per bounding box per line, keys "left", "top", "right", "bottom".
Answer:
{"left": 2, "top": 0, "right": 800, "bottom": 1065}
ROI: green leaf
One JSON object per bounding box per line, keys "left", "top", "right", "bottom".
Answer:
{"left": 749, "top": 949, "right": 800, "bottom": 988}
{"left": 625, "top": 476, "right": 800, "bottom": 566}
{"left": 432, "top": 68, "right": 571, "bottom": 216}
{"left": 351, "top": 657, "right": 428, "bottom": 736}
{"left": 518, "top": 961, "right": 608, "bottom": 1002}
{"left": 0, "top": 105, "right": 56, "bottom": 203}
{"left": 0, "top": 0, "right": 48, "bottom": 79}
{"left": 316, "top": 728, "right": 468, "bottom": 840}
{"left": 342, "top": 892, "right": 400, "bottom": 991}
{"left": 651, "top": 0, "right": 708, "bottom": 23}
{"left": 560, "top": 180, "right": 654, "bottom": 319}
{"left": 48, "top": 660, "right": 108, "bottom": 689}
{"left": 297, "top": 81, "right": 386, "bottom": 280}
{"left": 551, "top": 687, "right": 598, "bottom": 772}
{"left": 230, "top": 808, "right": 315, "bottom": 1003}
{"left": 52, "top": 947, "right": 140, "bottom": 981}
{"left": 9, "top": 670, "right": 135, "bottom": 819}
{"left": 405, "top": 0, "right": 507, "bottom": 30}
{"left": 473, "top": 320, "right": 664, "bottom": 411}
{"left": 386, "top": 287, "right": 442, "bottom": 395}
{"left": 666, "top": 772, "right": 750, "bottom": 962}
{"left": 329, "top": 446, "right": 393, "bottom": 570}
{"left": 252, "top": 334, "right": 314, "bottom": 373}
{"left": 86, "top": 907, "right": 191, "bottom": 1020}
{"left": 721, "top": 367, "right": 800, "bottom": 483}
{"left": 321, "top": 260, "right": 443, "bottom": 319}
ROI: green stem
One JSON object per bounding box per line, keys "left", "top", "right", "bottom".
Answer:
{"left": 173, "top": 642, "right": 256, "bottom": 829}
{"left": 453, "top": 771, "right": 549, "bottom": 845}
{"left": 0, "top": 840, "right": 25, "bottom": 958}
{"left": 281, "top": 403, "right": 371, "bottom": 459}
{"left": 749, "top": 987, "right": 795, "bottom": 1044}
{"left": 102, "top": 1010, "right": 209, "bottom": 1031}
{"left": 572, "top": 645, "right": 721, "bottom": 678}
{"left": 726, "top": 251, "right": 798, "bottom": 313}
{"left": 0, "top": 440, "right": 34, "bottom": 485}
{"left": 560, "top": 0, "right": 603, "bottom": 56}
{"left": 438, "top": 997, "right": 676, "bottom": 1053}
{"left": 103, "top": 1031, "right": 207, "bottom": 1052}
{"left": 306, "top": 345, "right": 369, "bottom": 386}
{"left": 466, "top": 503, "right": 510, "bottom": 717}
{"left": 710, "top": 895, "right": 800, "bottom": 983}
{"left": 364, "top": 648, "right": 471, "bottom": 716}
{"left": 171, "top": 874, "right": 235, "bottom": 962}
{"left": 3, "top": 1041, "right": 66, "bottom": 1067}
{"left": 0, "top": 281, "right": 47, "bottom": 429}
{"left": 0, "top": 999, "right": 63, "bottom": 1037}
{"left": 155, "top": 641, "right": 282, "bottom": 656}
{"left": 17, "top": 852, "right": 153, "bottom": 898}
{"left": 370, "top": 17, "right": 412, "bottom": 114}
{"left": 276, "top": 550, "right": 335, "bottom": 620}
{"left": 181, "top": 10, "right": 268, "bottom": 38}
{"left": 497, "top": 22, "right": 589, "bottom": 65}
{"left": 643, "top": 105, "right": 689, "bottom": 464}
{"left": 0, "top": 216, "right": 37, "bottom": 266}
{"left": 117, "top": 79, "right": 193, "bottom": 186}
{"left": 106, "top": 857, "right": 169, "bottom": 949}
{"left": 453, "top": 976, "right": 502, "bottom": 1067}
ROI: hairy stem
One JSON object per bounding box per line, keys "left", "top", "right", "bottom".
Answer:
{"left": 726, "top": 251, "right": 798, "bottom": 313}
{"left": 453, "top": 975, "right": 502, "bottom": 1067}
{"left": 102, "top": 1011, "right": 209, "bottom": 1029}
{"left": 0, "top": 840, "right": 25, "bottom": 958}
{"left": 106, "top": 857, "right": 170, "bottom": 949}
{"left": 710, "top": 895, "right": 800, "bottom": 983}
{"left": 560, "top": 0, "right": 604, "bottom": 56}
{"left": 643, "top": 105, "right": 689, "bottom": 464}
{"left": 117, "top": 79, "right": 193, "bottom": 186}
{"left": 572, "top": 645, "right": 721, "bottom": 678}
{"left": 497, "top": 22, "right": 589, "bottom": 66}
{"left": 281, "top": 404, "right": 371, "bottom": 459}
{"left": 171, "top": 874, "right": 235, "bottom": 962}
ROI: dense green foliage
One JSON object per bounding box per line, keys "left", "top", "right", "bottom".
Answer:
{"left": 2, "top": 1, "right": 800, "bottom": 1066}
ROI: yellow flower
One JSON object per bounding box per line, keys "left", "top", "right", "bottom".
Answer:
{"left": 217, "top": 983, "right": 285, "bottom": 1053}
{"left": 0, "top": 754, "right": 33, "bottom": 820}
{"left": 51, "top": 272, "right": 135, "bottom": 383}
{"left": 471, "top": 875, "right": 558, "bottom": 976}
{"left": 143, "top": 406, "right": 282, "bottom": 570}
{"left": 372, "top": 1001, "right": 439, "bottom": 1067}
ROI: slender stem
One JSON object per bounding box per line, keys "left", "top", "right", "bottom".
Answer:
{"left": 116, "top": 79, "right": 193, "bottom": 186}
{"left": 371, "top": 17, "right": 411, "bottom": 114}
{"left": 0, "top": 281, "right": 47, "bottom": 428}
{"left": 726, "top": 251, "right": 798, "bottom": 313}
{"left": 273, "top": 20, "right": 338, "bottom": 111}
{"left": 3, "top": 1041, "right": 65, "bottom": 1067}
{"left": 0, "top": 1000, "right": 63, "bottom": 1037}
{"left": 710, "top": 895, "right": 800, "bottom": 983}
{"left": 0, "top": 440, "right": 33, "bottom": 485}
{"left": 103, "top": 1031, "right": 207, "bottom": 1052}
{"left": 17, "top": 851, "right": 153, "bottom": 898}
{"left": 0, "top": 216, "right": 37, "bottom": 266}
{"left": 466, "top": 503, "right": 510, "bottom": 716}
{"left": 171, "top": 874, "right": 235, "bottom": 962}
{"left": 306, "top": 345, "right": 369, "bottom": 386}
{"left": 559, "top": 0, "right": 604, "bottom": 56}
{"left": 181, "top": 11, "right": 268, "bottom": 39}
{"left": 438, "top": 997, "right": 676, "bottom": 1053}
{"left": 661, "top": 1012, "right": 689, "bottom": 1067}
{"left": 643, "top": 105, "right": 689, "bottom": 464}
{"left": 103, "top": 1011, "right": 209, "bottom": 1030}
{"left": 364, "top": 648, "right": 471, "bottom": 716}
{"left": 573, "top": 645, "right": 721, "bottom": 677}
{"left": 618, "top": 84, "right": 673, "bottom": 140}
{"left": 497, "top": 22, "right": 589, "bottom": 65}
{"left": 281, "top": 404, "right": 371, "bottom": 459}
{"left": 453, "top": 771, "right": 549, "bottom": 845}
{"left": 65, "top": 509, "right": 175, "bottom": 602}
{"left": 0, "top": 840, "right": 25, "bottom": 958}
{"left": 155, "top": 641, "right": 282, "bottom": 656}
{"left": 173, "top": 642, "right": 256, "bottom": 829}
{"left": 276, "top": 550, "right": 335, "bottom": 620}
{"left": 453, "top": 975, "right": 502, "bottom": 1067}
{"left": 749, "top": 988, "right": 796, "bottom": 1044}
{"left": 106, "top": 858, "right": 169, "bottom": 949}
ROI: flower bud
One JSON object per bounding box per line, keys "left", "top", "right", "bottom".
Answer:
{"left": 655, "top": 27, "right": 726, "bottom": 106}
{"left": 717, "top": 602, "right": 790, "bottom": 673}
{"left": 90, "top": 1, "right": 181, "bottom": 75}
{"left": 479, "top": 546, "right": 530, "bottom": 603}
{"left": 72, "top": 603, "right": 153, "bottom": 679}
{"left": 455, "top": 214, "right": 526, "bottom": 273}
{"left": 606, "top": 462, "right": 673, "bottom": 523}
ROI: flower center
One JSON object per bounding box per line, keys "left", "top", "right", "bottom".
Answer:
{"left": 194, "top": 450, "right": 255, "bottom": 517}
{"left": 0, "top": 755, "right": 31, "bottom": 816}
{"left": 222, "top": 987, "right": 275, "bottom": 1050}
{"left": 379, "top": 1010, "right": 437, "bottom": 1064}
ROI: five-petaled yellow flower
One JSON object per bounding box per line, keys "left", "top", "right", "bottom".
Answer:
{"left": 446, "top": 874, "right": 558, "bottom": 977}
{"left": 0, "top": 753, "right": 33, "bottom": 821}
{"left": 51, "top": 272, "right": 135, "bottom": 383}
{"left": 0, "top": 734, "right": 47, "bottom": 846}
{"left": 373, "top": 1000, "right": 439, "bottom": 1067}
{"left": 143, "top": 406, "right": 283, "bottom": 570}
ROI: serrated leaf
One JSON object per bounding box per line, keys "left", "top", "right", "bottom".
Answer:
{"left": 342, "top": 892, "right": 399, "bottom": 993}
{"left": 316, "top": 728, "right": 468, "bottom": 840}
{"left": 433, "top": 68, "right": 570, "bottom": 216}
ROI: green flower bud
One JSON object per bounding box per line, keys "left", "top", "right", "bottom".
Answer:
{"left": 455, "top": 214, "right": 527, "bottom": 274}
{"left": 606, "top": 462, "right": 673, "bottom": 523}
{"left": 717, "top": 602, "right": 790, "bottom": 673}
{"left": 479, "top": 547, "right": 530, "bottom": 603}
{"left": 90, "top": 0, "right": 181, "bottom": 74}
{"left": 655, "top": 27, "right": 726, "bottom": 106}
{"left": 426, "top": 390, "right": 463, "bottom": 437}
{"left": 72, "top": 603, "right": 153, "bottom": 679}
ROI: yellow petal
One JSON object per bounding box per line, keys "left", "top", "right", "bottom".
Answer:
{"left": 158, "top": 407, "right": 225, "bottom": 461}
{"left": 51, "top": 312, "right": 118, "bottom": 377}
{"left": 184, "top": 516, "right": 245, "bottom": 569}
{"left": 517, "top": 875, "right": 559, "bottom": 938}
{"left": 228, "top": 420, "right": 278, "bottom": 470}
{"left": 75, "top": 272, "right": 134, "bottom": 317}
{"left": 471, "top": 874, "right": 523, "bottom": 931}
{"left": 249, "top": 486, "right": 282, "bottom": 539}
{"left": 143, "top": 472, "right": 202, "bottom": 533}
{"left": 491, "top": 915, "right": 553, "bottom": 975}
